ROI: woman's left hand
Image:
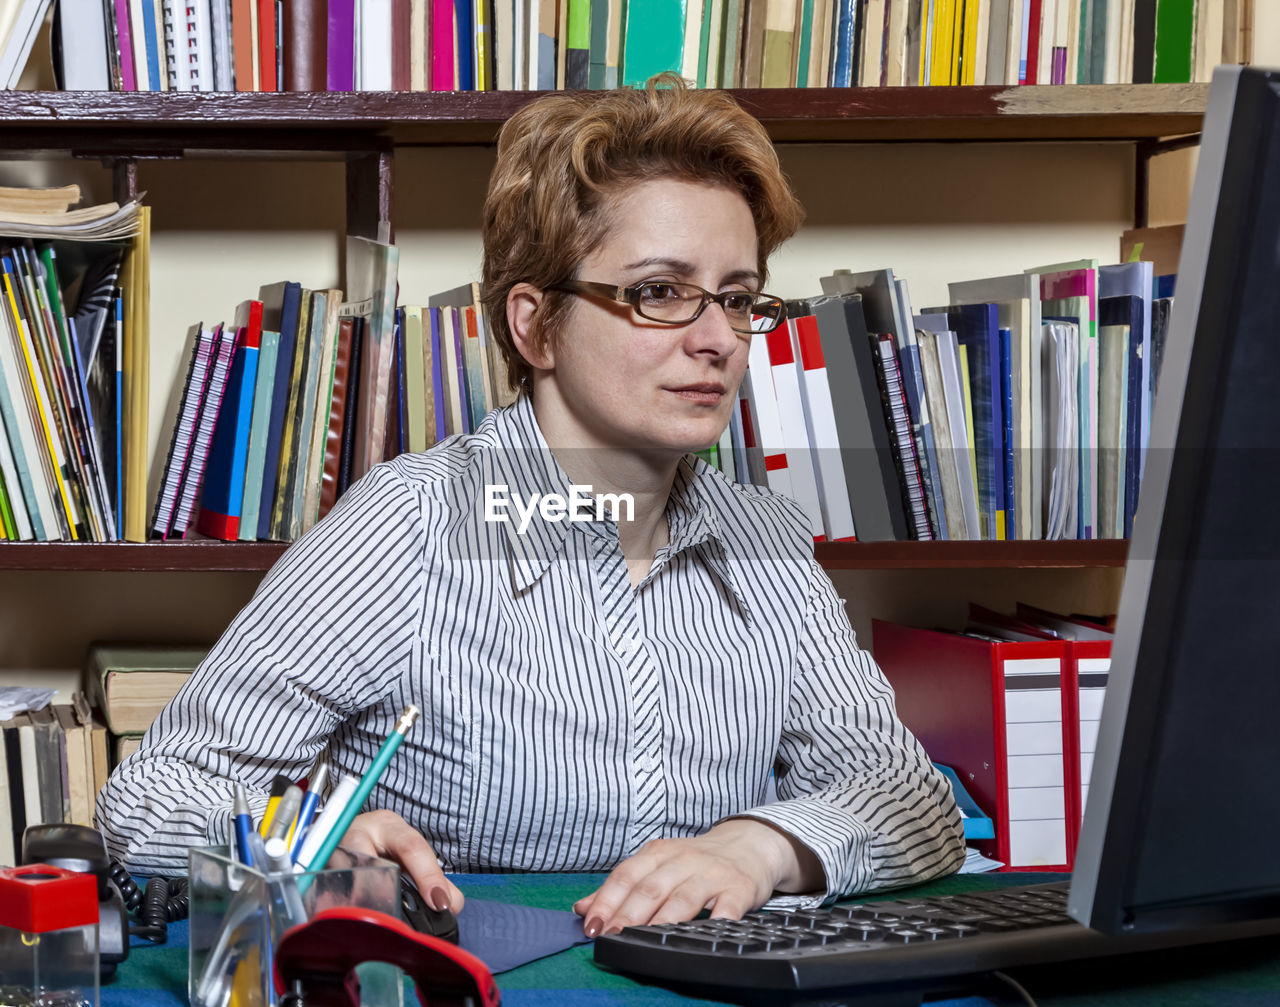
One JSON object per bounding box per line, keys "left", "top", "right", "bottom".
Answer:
{"left": 572, "top": 818, "right": 824, "bottom": 937}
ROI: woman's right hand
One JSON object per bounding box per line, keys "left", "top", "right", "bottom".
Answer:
{"left": 340, "top": 809, "right": 465, "bottom": 913}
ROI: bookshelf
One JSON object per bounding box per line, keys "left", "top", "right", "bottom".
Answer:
{"left": 0, "top": 83, "right": 1197, "bottom": 665}
{"left": 0, "top": 84, "right": 1206, "bottom": 145}
{"left": 0, "top": 539, "right": 1130, "bottom": 572}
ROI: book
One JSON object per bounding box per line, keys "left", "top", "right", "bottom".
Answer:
{"left": 85, "top": 644, "right": 206, "bottom": 735}
{"left": 318, "top": 316, "right": 356, "bottom": 522}
{"left": 300, "top": 289, "right": 343, "bottom": 536}
{"left": 743, "top": 316, "right": 794, "bottom": 498}
{"left": 237, "top": 327, "right": 281, "bottom": 540}
{"left": 256, "top": 280, "right": 303, "bottom": 540}
{"left": 810, "top": 293, "right": 909, "bottom": 541}
{"left": 52, "top": 704, "right": 93, "bottom": 827}
{"left": 791, "top": 313, "right": 856, "bottom": 542}
{"left": 1042, "top": 319, "right": 1080, "bottom": 539}
{"left": 766, "top": 322, "right": 825, "bottom": 539}
{"left": 822, "top": 269, "right": 937, "bottom": 535}
{"left": 196, "top": 320, "right": 261, "bottom": 540}
{"left": 327, "top": 0, "right": 358, "bottom": 89}
{"left": 337, "top": 316, "right": 365, "bottom": 499}
{"left": 870, "top": 332, "right": 931, "bottom": 541}
{"left": 941, "top": 302, "right": 1005, "bottom": 540}
{"left": 347, "top": 237, "right": 399, "bottom": 480}
{"left": 53, "top": 0, "right": 111, "bottom": 89}
{"left": 171, "top": 323, "right": 237, "bottom": 538}
{"left": 0, "top": 0, "right": 54, "bottom": 88}
{"left": 947, "top": 272, "right": 1044, "bottom": 541}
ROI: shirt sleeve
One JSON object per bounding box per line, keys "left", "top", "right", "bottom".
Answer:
{"left": 728, "top": 557, "right": 966, "bottom": 905}
{"left": 95, "top": 464, "right": 429, "bottom": 875}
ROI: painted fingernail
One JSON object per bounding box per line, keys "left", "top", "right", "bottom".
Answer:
{"left": 429, "top": 886, "right": 450, "bottom": 912}
{"left": 585, "top": 916, "right": 603, "bottom": 938}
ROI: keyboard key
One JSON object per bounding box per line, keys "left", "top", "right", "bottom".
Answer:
{"left": 665, "top": 933, "right": 726, "bottom": 951}
{"left": 883, "top": 929, "right": 925, "bottom": 943}
{"left": 620, "top": 925, "right": 673, "bottom": 944}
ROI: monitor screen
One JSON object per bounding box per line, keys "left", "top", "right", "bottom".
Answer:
{"left": 1069, "top": 64, "right": 1280, "bottom": 935}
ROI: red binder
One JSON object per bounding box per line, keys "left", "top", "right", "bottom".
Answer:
{"left": 873, "top": 619, "right": 1078, "bottom": 872}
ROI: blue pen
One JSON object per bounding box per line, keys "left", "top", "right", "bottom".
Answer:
{"left": 233, "top": 782, "right": 257, "bottom": 867}
{"left": 288, "top": 763, "right": 329, "bottom": 862}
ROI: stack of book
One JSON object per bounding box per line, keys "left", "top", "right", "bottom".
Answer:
{"left": 48, "top": 0, "right": 1253, "bottom": 92}
{"left": 729, "top": 260, "right": 1175, "bottom": 542}
{"left": 0, "top": 697, "right": 110, "bottom": 867}
{"left": 0, "top": 186, "right": 149, "bottom": 543}
{"left": 84, "top": 643, "right": 205, "bottom": 764}
{"left": 151, "top": 241, "right": 522, "bottom": 541}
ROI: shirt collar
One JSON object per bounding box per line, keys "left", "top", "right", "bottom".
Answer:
{"left": 482, "top": 398, "right": 756, "bottom": 624}
{"left": 661, "top": 458, "right": 756, "bottom": 627}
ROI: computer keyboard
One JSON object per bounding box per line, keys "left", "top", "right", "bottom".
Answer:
{"left": 593, "top": 881, "right": 1276, "bottom": 1005}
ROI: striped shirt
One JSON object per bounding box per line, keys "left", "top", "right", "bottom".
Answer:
{"left": 98, "top": 394, "right": 964, "bottom": 902}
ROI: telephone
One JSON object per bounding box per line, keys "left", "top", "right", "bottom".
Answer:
{"left": 19, "top": 823, "right": 189, "bottom": 978}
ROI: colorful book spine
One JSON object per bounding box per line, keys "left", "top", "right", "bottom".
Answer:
{"left": 238, "top": 328, "right": 281, "bottom": 540}
{"left": 196, "top": 325, "right": 261, "bottom": 540}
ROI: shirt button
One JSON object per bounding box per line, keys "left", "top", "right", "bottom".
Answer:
{"left": 637, "top": 753, "right": 659, "bottom": 772}
{"left": 619, "top": 636, "right": 640, "bottom": 657}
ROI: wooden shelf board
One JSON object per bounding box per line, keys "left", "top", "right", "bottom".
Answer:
{"left": 0, "top": 85, "right": 1207, "bottom": 149}
{"left": 0, "top": 541, "right": 289, "bottom": 572}
{"left": 0, "top": 539, "right": 1127, "bottom": 571}
{"left": 814, "top": 539, "right": 1129, "bottom": 569}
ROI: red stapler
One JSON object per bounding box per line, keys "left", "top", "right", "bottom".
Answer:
{"left": 273, "top": 907, "right": 501, "bottom": 1007}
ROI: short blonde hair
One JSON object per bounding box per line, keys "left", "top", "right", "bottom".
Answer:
{"left": 481, "top": 76, "right": 805, "bottom": 393}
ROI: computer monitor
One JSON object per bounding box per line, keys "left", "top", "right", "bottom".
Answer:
{"left": 1069, "top": 64, "right": 1280, "bottom": 936}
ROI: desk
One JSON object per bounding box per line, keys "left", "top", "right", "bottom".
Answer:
{"left": 106, "top": 872, "right": 1280, "bottom": 1006}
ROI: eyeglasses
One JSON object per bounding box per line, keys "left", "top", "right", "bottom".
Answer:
{"left": 547, "top": 279, "right": 788, "bottom": 335}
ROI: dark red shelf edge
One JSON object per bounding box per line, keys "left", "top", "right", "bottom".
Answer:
{"left": 0, "top": 539, "right": 1127, "bottom": 572}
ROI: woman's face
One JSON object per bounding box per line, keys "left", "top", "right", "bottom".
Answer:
{"left": 540, "top": 177, "right": 760, "bottom": 460}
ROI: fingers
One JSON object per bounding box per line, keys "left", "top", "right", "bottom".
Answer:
{"left": 342, "top": 810, "right": 466, "bottom": 914}
{"left": 577, "top": 838, "right": 761, "bottom": 937}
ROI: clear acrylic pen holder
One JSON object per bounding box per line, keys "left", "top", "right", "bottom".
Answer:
{"left": 189, "top": 845, "right": 404, "bottom": 1007}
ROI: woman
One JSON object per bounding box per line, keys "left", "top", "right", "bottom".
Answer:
{"left": 98, "top": 78, "right": 963, "bottom": 937}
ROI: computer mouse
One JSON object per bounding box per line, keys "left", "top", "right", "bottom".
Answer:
{"left": 400, "top": 875, "right": 460, "bottom": 944}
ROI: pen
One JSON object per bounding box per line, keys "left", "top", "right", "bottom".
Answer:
{"left": 233, "top": 783, "right": 256, "bottom": 868}
{"left": 288, "top": 763, "right": 328, "bottom": 862}
{"left": 265, "top": 784, "right": 304, "bottom": 845}
{"left": 293, "top": 772, "right": 359, "bottom": 871}
{"left": 258, "top": 775, "right": 292, "bottom": 837}
{"left": 298, "top": 705, "right": 419, "bottom": 890}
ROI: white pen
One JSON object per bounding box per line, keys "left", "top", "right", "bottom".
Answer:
{"left": 293, "top": 771, "right": 359, "bottom": 871}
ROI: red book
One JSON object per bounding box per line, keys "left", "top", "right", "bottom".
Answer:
{"left": 1024, "top": 0, "right": 1043, "bottom": 84}
{"left": 258, "top": 0, "right": 278, "bottom": 89}
{"left": 872, "top": 619, "right": 1077, "bottom": 872}
{"left": 231, "top": 0, "right": 256, "bottom": 89}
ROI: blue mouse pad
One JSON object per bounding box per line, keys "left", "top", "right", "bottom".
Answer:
{"left": 457, "top": 898, "right": 594, "bottom": 973}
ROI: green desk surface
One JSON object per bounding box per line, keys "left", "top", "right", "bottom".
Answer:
{"left": 106, "top": 871, "right": 1280, "bottom": 1006}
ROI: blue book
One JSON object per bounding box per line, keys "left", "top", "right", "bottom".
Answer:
{"left": 429, "top": 308, "right": 446, "bottom": 441}
{"left": 831, "top": 0, "right": 857, "bottom": 85}
{"left": 945, "top": 303, "right": 1005, "bottom": 540}
{"left": 999, "top": 327, "right": 1015, "bottom": 539}
{"left": 1100, "top": 261, "right": 1154, "bottom": 485}
{"left": 256, "top": 281, "right": 302, "bottom": 541}
{"left": 454, "top": 0, "right": 475, "bottom": 89}
{"left": 1155, "top": 273, "right": 1176, "bottom": 299}
{"left": 139, "top": 0, "right": 163, "bottom": 90}
{"left": 196, "top": 327, "right": 260, "bottom": 540}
